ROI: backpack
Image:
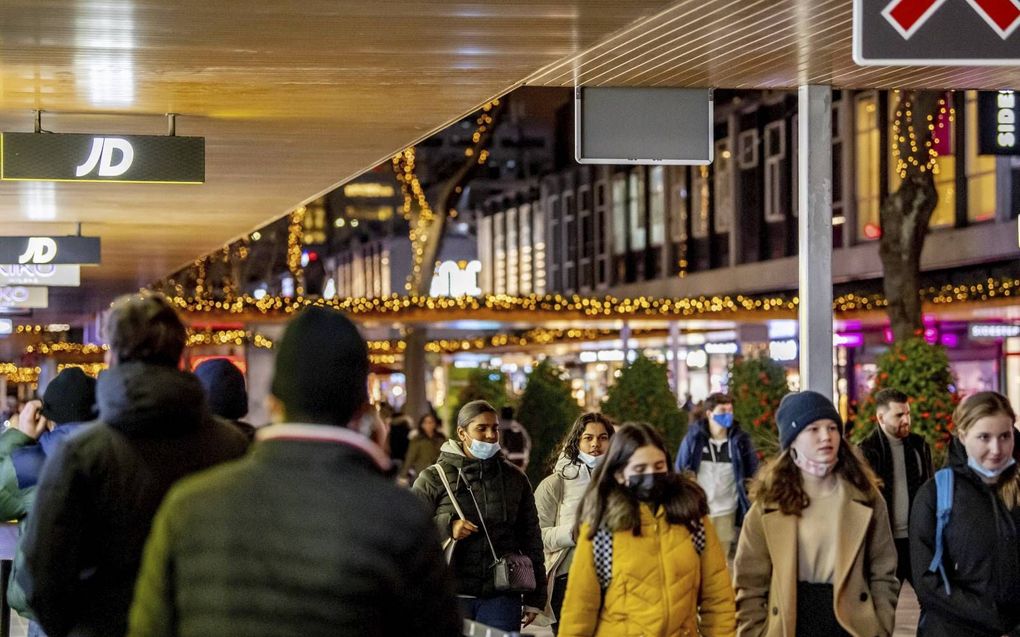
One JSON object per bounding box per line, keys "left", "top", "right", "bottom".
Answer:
{"left": 927, "top": 467, "right": 954, "bottom": 595}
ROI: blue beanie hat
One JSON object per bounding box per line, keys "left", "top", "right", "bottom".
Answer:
{"left": 775, "top": 390, "right": 843, "bottom": 450}
{"left": 194, "top": 358, "right": 248, "bottom": 420}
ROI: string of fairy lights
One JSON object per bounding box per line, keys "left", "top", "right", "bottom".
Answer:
{"left": 891, "top": 91, "right": 951, "bottom": 180}
{"left": 391, "top": 99, "right": 500, "bottom": 293}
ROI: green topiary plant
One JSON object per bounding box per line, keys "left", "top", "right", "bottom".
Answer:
{"left": 849, "top": 337, "right": 959, "bottom": 462}
{"left": 516, "top": 359, "right": 583, "bottom": 484}
{"left": 448, "top": 367, "right": 509, "bottom": 427}
{"left": 727, "top": 355, "right": 791, "bottom": 460}
{"left": 602, "top": 354, "right": 688, "bottom": 457}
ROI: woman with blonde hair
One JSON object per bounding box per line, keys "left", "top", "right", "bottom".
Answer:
{"left": 733, "top": 391, "right": 898, "bottom": 637}
{"left": 558, "top": 421, "right": 735, "bottom": 637}
{"left": 910, "top": 391, "right": 1020, "bottom": 637}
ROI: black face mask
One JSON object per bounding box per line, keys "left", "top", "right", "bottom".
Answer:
{"left": 626, "top": 472, "right": 670, "bottom": 503}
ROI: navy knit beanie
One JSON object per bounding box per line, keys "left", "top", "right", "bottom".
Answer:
{"left": 40, "top": 367, "right": 98, "bottom": 425}
{"left": 775, "top": 390, "right": 843, "bottom": 450}
{"left": 270, "top": 307, "right": 369, "bottom": 426}
{"left": 194, "top": 358, "right": 248, "bottom": 420}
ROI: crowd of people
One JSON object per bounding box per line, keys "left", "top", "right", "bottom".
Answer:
{"left": 0, "top": 292, "right": 1018, "bottom": 637}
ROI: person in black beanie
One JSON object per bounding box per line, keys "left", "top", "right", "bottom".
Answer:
{"left": 733, "top": 390, "right": 899, "bottom": 637}
{"left": 128, "top": 306, "right": 461, "bottom": 637}
{"left": 194, "top": 358, "right": 256, "bottom": 440}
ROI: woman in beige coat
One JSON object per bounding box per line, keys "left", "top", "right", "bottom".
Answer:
{"left": 733, "top": 391, "right": 899, "bottom": 637}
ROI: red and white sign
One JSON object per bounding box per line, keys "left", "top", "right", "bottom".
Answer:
{"left": 883, "top": 0, "right": 1020, "bottom": 39}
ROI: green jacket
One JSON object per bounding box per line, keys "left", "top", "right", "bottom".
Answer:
{"left": 0, "top": 427, "right": 40, "bottom": 619}
{"left": 129, "top": 432, "right": 461, "bottom": 637}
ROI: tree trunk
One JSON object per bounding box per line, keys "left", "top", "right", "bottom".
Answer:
{"left": 878, "top": 91, "right": 941, "bottom": 342}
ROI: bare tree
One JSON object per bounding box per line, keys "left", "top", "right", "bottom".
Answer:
{"left": 878, "top": 90, "right": 942, "bottom": 342}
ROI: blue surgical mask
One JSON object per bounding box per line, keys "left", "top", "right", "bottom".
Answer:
{"left": 468, "top": 439, "right": 501, "bottom": 460}
{"left": 577, "top": 451, "right": 599, "bottom": 469}
{"left": 967, "top": 456, "right": 1017, "bottom": 480}
{"left": 713, "top": 412, "right": 734, "bottom": 429}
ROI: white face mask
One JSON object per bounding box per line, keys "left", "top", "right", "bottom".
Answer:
{"left": 968, "top": 456, "right": 1017, "bottom": 480}
{"left": 577, "top": 451, "right": 599, "bottom": 469}
{"left": 468, "top": 439, "right": 501, "bottom": 460}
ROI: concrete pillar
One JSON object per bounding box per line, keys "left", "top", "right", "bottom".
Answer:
{"left": 669, "top": 321, "right": 681, "bottom": 400}
{"left": 404, "top": 328, "right": 428, "bottom": 422}
{"left": 798, "top": 85, "right": 834, "bottom": 399}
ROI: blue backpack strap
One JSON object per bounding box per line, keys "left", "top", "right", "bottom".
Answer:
{"left": 593, "top": 526, "right": 613, "bottom": 591}
{"left": 928, "top": 468, "right": 954, "bottom": 595}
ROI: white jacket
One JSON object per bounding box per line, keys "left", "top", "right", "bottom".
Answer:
{"left": 534, "top": 454, "right": 593, "bottom": 623}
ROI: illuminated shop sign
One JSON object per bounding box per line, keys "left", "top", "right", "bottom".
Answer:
{"left": 0, "top": 264, "right": 80, "bottom": 287}
{"left": 0, "top": 286, "right": 47, "bottom": 309}
{"left": 430, "top": 260, "right": 482, "bottom": 297}
{"left": 0, "top": 236, "right": 100, "bottom": 265}
{"left": 979, "top": 91, "right": 1020, "bottom": 155}
{"left": 969, "top": 323, "right": 1020, "bottom": 339}
{"left": 1, "top": 132, "right": 204, "bottom": 183}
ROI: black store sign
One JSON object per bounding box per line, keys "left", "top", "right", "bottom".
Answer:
{"left": 0, "top": 236, "right": 101, "bottom": 265}
{"left": 978, "top": 91, "right": 1020, "bottom": 155}
{"left": 1, "top": 132, "right": 204, "bottom": 183}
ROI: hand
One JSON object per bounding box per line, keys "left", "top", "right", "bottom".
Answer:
{"left": 16, "top": 400, "right": 48, "bottom": 440}
{"left": 522, "top": 611, "right": 538, "bottom": 627}
{"left": 451, "top": 519, "right": 478, "bottom": 540}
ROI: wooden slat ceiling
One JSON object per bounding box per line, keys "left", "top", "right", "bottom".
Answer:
{"left": 1, "top": 0, "right": 1017, "bottom": 324}
{"left": 525, "top": 0, "right": 1020, "bottom": 89}
{"left": 0, "top": 0, "right": 672, "bottom": 319}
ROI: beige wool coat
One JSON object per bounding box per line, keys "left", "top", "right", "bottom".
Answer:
{"left": 732, "top": 478, "right": 899, "bottom": 637}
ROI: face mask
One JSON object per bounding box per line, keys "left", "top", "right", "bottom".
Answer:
{"left": 626, "top": 472, "right": 670, "bottom": 503}
{"left": 467, "top": 439, "right": 501, "bottom": 460}
{"left": 577, "top": 451, "right": 599, "bottom": 469}
{"left": 967, "top": 456, "right": 1017, "bottom": 480}
{"left": 791, "top": 449, "right": 834, "bottom": 478}
{"left": 712, "top": 412, "right": 734, "bottom": 429}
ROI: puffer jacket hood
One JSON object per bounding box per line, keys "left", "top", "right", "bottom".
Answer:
{"left": 97, "top": 362, "right": 207, "bottom": 435}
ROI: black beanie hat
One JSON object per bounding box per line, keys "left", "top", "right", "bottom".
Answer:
{"left": 194, "top": 358, "right": 248, "bottom": 420}
{"left": 41, "top": 367, "right": 98, "bottom": 425}
{"left": 775, "top": 390, "right": 843, "bottom": 450}
{"left": 270, "top": 307, "right": 369, "bottom": 426}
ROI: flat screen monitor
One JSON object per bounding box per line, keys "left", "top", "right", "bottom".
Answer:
{"left": 575, "top": 87, "right": 713, "bottom": 165}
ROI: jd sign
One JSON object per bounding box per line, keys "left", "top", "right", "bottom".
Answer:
{"left": 0, "top": 132, "right": 204, "bottom": 183}
{"left": 855, "top": 0, "right": 1020, "bottom": 64}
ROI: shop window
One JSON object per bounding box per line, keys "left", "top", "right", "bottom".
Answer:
{"left": 519, "top": 204, "right": 533, "bottom": 293}
{"left": 628, "top": 169, "right": 647, "bottom": 251}
{"left": 714, "top": 139, "right": 733, "bottom": 233}
{"left": 966, "top": 90, "right": 997, "bottom": 223}
{"left": 764, "top": 121, "right": 787, "bottom": 222}
{"left": 855, "top": 94, "right": 881, "bottom": 241}
{"left": 493, "top": 211, "right": 506, "bottom": 294}
{"left": 506, "top": 207, "right": 519, "bottom": 296}
{"left": 548, "top": 196, "right": 561, "bottom": 291}
{"left": 649, "top": 166, "right": 666, "bottom": 247}
{"left": 612, "top": 174, "right": 628, "bottom": 254}
{"left": 595, "top": 181, "right": 611, "bottom": 289}
{"left": 533, "top": 202, "right": 547, "bottom": 294}
{"left": 692, "top": 166, "right": 710, "bottom": 239}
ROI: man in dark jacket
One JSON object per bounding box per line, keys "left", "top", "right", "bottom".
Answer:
{"left": 17, "top": 293, "right": 250, "bottom": 637}
{"left": 193, "top": 358, "right": 256, "bottom": 440}
{"left": 128, "top": 306, "right": 460, "bottom": 637}
{"left": 675, "top": 392, "right": 759, "bottom": 558}
{"left": 859, "top": 387, "right": 934, "bottom": 586}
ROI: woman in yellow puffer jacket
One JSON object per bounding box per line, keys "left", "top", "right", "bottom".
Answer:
{"left": 558, "top": 422, "right": 736, "bottom": 637}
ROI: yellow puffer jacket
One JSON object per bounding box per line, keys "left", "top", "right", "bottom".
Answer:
{"left": 559, "top": 500, "right": 736, "bottom": 637}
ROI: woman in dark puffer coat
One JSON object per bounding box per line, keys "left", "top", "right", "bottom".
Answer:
{"left": 413, "top": 400, "right": 546, "bottom": 633}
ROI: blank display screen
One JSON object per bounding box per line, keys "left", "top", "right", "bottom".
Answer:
{"left": 575, "top": 87, "right": 713, "bottom": 165}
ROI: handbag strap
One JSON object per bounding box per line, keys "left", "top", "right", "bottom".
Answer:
{"left": 458, "top": 468, "right": 501, "bottom": 563}
{"left": 434, "top": 464, "right": 466, "bottom": 521}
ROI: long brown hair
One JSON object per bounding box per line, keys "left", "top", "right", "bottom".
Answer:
{"left": 753, "top": 438, "right": 881, "bottom": 515}
{"left": 577, "top": 422, "right": 707, "bottom": 539}
{"left": 546, "top": 412, "right": 616, "bottom": 472}
{"left": 954, "top": 391, "right": 1020, "bottom": 510}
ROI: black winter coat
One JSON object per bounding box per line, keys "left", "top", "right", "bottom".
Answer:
{"left": 909, "top": 461, "right": 1020, "bottom": 637}
{"left": 859, "top": 429, "right": 934, "bottom": 526}
{"left": 17, "top": 362, "right": 250, "bottom": 637}
{"left": 129, "top": 431, "right": 461, "bottom": 637}
{"left": 413, "top": 440, "right": 547, "bottom": 609}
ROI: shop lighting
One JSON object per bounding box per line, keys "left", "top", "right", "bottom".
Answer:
{"left": 769, "top": 339, "right": 799, "bottom": 362}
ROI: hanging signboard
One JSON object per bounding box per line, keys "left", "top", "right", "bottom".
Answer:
{"left": 0, "top": 133, "right": 204, "bottom": 183}
{"left": 0, "top": 237, "right": 100, "bottom": 265}
{"left": 0, "top": 286, "right": 47, "bottom": 309}
{"left": 978, "top": 90, "right": 1020, "bottom": 155}
{"left": 854, "top": 0, "right": 1020, "bottom": 65}
{"left": 0, "top": 264, "right": 81, "bottom": 287}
